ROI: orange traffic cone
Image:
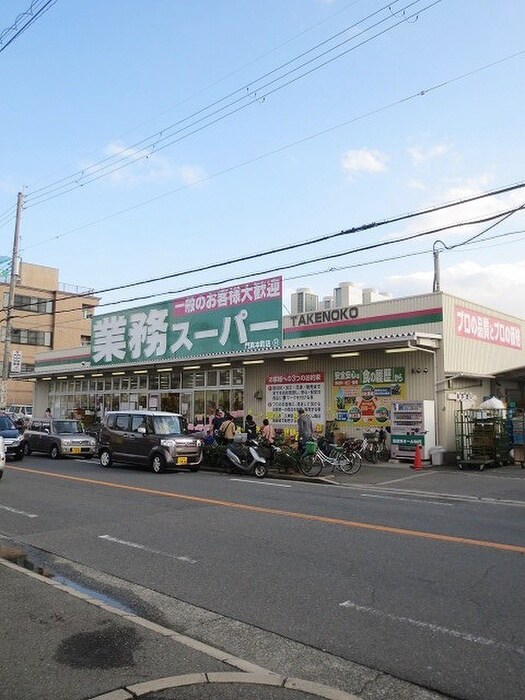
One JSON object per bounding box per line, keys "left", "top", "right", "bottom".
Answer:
{"left": 412, "top": 443, "right": 423, "bottom": 470}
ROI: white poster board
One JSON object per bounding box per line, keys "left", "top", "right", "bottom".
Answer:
{"left": 265, "top": 372, "right": 325, "bottom": 431}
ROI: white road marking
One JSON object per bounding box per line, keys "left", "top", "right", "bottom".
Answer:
{"left": 339, "top": 600, "right": 525, "bottom": 657}
{"left": 0, "top": 504, "right": 38, "bottom": 518}
{"left": 361, "top": 494, "right": 453, "bottom": 506}
{"left": 229, "top": 478, "right": 292, "bottom": 488}
{"left": 98, "top": 535, "right": 197, "bottom": 563}
{"left": 348, "top": 485, "right": 525, "bottom": 508}
{"left": 376, "top": 472, "right": 435, "bottom": 485}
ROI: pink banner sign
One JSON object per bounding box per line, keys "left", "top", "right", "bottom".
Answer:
{"left": 172, "top": 277, "right": 282, "bottom": 316}
{"left": 455, "top": 305, "right": 522, "bottom": 349}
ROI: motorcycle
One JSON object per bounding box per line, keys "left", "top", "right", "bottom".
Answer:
{"left": 221, "top": 438, "right": 268, "bottom": 478}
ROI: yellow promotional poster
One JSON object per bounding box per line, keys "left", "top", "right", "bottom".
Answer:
{"left": 333, "top": 367, "right": 406, "bottom": 427}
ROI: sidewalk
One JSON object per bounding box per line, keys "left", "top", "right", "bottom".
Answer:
{"left": 1, "top": 551, "right": 364, "bottom": 700}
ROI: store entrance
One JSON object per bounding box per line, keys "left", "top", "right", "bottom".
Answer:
{"left": 160, "top": 393, "right": 180, "bottom": 414}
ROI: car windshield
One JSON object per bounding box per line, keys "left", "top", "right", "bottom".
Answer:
{"left": 53, "top": 420, "right": 83, "bottom": 434}
{"left": 0, "top": 415, "right": 16, "bottom": 430}
{"left": 151, "top": 415, "right": 186, "bottom": 436}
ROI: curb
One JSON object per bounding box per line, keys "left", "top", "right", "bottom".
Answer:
{"left": 0, "top": 557, "right": 361, "bottom": 700}
{"left": 90, "top": 671, "right": 362, "bottom": 700}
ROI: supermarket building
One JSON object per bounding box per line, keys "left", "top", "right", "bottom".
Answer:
{"left": 25, "top": 276, "right": 525, "bottom": 460}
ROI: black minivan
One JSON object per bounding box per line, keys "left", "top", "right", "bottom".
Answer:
{"left": 98, "top": 410, "right": 203, "bottom": 473}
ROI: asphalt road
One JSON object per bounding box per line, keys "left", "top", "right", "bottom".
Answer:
{"left": 1, "top": 456, "right": 524, "bottom": 700}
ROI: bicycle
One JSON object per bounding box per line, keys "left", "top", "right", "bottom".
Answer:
{"left": 300, "top": 437, "right": 361, "bottom": 477}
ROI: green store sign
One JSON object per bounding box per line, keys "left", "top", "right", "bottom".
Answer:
{"left": 91, "top": 277, "right": 282, "bottom": 366}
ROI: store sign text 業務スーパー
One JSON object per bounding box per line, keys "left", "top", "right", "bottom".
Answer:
{"left": 455, "top": 305, "right": 522, "bottom": 349}
{"left": 91, "top": 277, "right": 282, "bottom": 365}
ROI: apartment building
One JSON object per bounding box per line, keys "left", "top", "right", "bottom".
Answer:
{"left": 1, "top": 262, "right": 99, "bottom": 408}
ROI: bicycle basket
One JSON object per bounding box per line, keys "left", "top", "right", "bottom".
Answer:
{"left": 305, "top": 440, "right": 317, "bottom": 455}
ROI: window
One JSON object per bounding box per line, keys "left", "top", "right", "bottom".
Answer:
{"left": 82, "top": 304, "right": 95, "bottom": 319}
{"left": 11, "top": 294, "right": 53, "bottom": 314}
{"left": 10, "top": 328, "right": 52, "bottom": 347}
{"left": 115, "top": 414, "right": 130, "bottom": 431}
{"left": 80, "top": 335, "right": 91, "bottom": 346}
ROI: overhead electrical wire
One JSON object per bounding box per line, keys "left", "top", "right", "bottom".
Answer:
{"left": 23, "top": 0, "right": 439, "bottom": 208}
{"left": 0, "top": 0, "right": 57, "bottom": 54}
{"left": 6, "top": 194, "right": 525, "bottom": 322}
{"left": 16, "top": 47, "right": 524, "bottom": 248}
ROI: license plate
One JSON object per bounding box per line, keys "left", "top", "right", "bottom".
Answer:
{"left": 71, "top": 447, "right": 81, "bottom": 454}
{"left": 177, "top": 456, "right": 188, "bottom": 465}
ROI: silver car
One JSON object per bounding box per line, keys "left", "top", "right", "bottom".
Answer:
{"left": 23, "top": 419, "right": 96, "bottom": 460}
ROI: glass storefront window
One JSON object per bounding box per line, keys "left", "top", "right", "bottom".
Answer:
{"left": 195, "top": 371, "right": 205, "bottom": 387}
{"left": 207, "top": 370, "right": 217, "bottom": 386}
{"left": 218, "top": 389, "right": 230, "bottom": 412}
{"left": 159, "top": 373, "right": 171, "bottom": 390}
{"left": 129, "top": 375, "right": 139, "bottom": 390}
{"left": 232, "top": 389, "right": 243, "bottom": 412}
{"left": 149, "top": 374, "right": 159, "bottom": 390}
{"left": 104, "top": 376, "right": 112, "bottom": 390}
{"left": 218, "top": 370, "right": 230, "bottom": 386}
{"left": 194, "top": 391, "right": 205, "bottom": 424}
{"left": 182, "top": 372, "right": 194, "bottom": 389}
{"left": 206, "top": 391, "right": 218, "bottom": 418}
{"left": 232, "top": 368, "right": 244, "bottom": 386}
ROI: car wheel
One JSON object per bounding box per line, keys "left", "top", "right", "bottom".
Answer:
{"left": 99, "top": 449, "right": 112, "bottom": 468}
{"left": 14, "top": 451, "right": 24, "bottom": 461}
{"left": 50, "top": 444, "right": 60, "bottom": 460}
{"left": 24, "top": 443, "right": 32, "bottom": 456}
{"left": 151, "top": 454, "right": 166, "bottom": 473}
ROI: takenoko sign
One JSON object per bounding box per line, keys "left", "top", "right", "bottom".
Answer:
{"left": 91, "top": 277, "right": 283, "bottom": 366}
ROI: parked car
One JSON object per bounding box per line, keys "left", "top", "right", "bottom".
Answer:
{"left": 98, "top": 410, "right": 202, "bottom": 473}
{"left": 23, "top": 418, "right": 96, "bottom": 459}
{"left": 0, "top": 413, "right": 25, "bottom": 461}
{"left": 0, "top": 436, "right": 5, "bottom": 478}
{"left": 6, "top": 404, "right": 33, "bottom": 423}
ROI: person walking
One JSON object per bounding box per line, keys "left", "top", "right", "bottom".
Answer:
{"left": 44, "top": 407, "right": 52, "bottom": 419}
{"left": 244, "top": 414, "right": 257, "bottom": 441}
{"left": 297, "top": 407, "right": 313, "bottom": 453}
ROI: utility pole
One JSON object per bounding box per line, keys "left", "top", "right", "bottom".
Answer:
{"left": 432, "top": 239, "right": 446, "bottom": 293}
{"left": 1, "top": 191, "right": 23, "bottom": 409}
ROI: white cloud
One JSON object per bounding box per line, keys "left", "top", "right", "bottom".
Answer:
{"left": 178, "top": 165, "right": 206, "bottom": 186}
{"left": 82, "top": 142, "right": 173, "bottom": 186}
{"left": 341, "top": 148, "right": 388, "bottom": 179}
{"left": 388, "top": 258, "right": 525, "bottom": 318}
{"left": 408, "top": 143, "right": 450, "bottom": 166}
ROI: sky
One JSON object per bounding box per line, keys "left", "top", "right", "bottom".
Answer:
{"left": 1, "top": 0, "right": 525, "bottom": 319}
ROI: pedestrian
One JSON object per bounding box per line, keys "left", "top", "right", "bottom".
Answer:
{"left": 244, "top": 414, "right": 257, "bottom": 441}
{"left": 219, "top": 412, "right": 236, "bottom": 444}
{"left": 260, "top": 418, "right": 275, "bottom": 444}
{"left": 44, "top": 407, "right": 52, "bottom": 419}
{"left": 210, "top": 408, "right": 224, "bottom": 436}
{"left": 297, "top": 407, "right": 313, "bottom": 453}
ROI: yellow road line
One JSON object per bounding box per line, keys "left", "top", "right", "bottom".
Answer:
{"left": 7, "top": 465, "right": 525, "bottom": 554}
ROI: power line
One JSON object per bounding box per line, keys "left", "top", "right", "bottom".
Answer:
{"left": 0, "top": 0, "right": 57, "bottom": 54}
{"left": 23, "top": 1, "right": 438, "bottom": 208}
{"left": 6, "top": 198, "right": 524, "bottom": 323}
{"left": 19, "top": 46, "right": 524, "bottom": 248}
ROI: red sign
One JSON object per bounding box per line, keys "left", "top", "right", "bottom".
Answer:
{"left": 455, "top": 305, "right": 522, "bottom": 349}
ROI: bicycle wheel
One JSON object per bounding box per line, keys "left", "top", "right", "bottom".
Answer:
{"left": 346, "top": 451, "right": 363, "bottom": 474}
{"left": 365, "top": 445, "right": 378, "bottom": 463}
{"left": 336, "top": 451, "right": 361, "bottom": 475}
{"left": 299, "top": 453, "right": 323, "bottom": 477}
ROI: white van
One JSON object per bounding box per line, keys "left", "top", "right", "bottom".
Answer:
{"left": 6, "top": 404, "right": 33, "bottom": 422}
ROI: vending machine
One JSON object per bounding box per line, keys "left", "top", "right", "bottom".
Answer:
{"left": 390, "top": 400, "right": 435, "bottom": 460}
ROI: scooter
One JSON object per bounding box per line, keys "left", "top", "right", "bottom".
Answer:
{"left": 222, "top": 438, "right": 268, "bottom": 478}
